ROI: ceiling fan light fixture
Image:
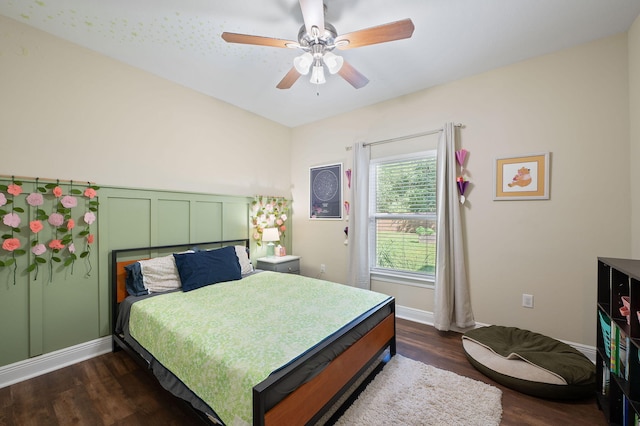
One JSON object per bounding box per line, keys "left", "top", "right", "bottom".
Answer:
{"left": 323, "top": 51, "right": 344, "bottom": 74}
{"left": 293, "top": 52, "right": 313, "bottom": 75}
{"left": 222, "top": 0, "right": 415, "bottom": 90}
{"left": 310, "top": 62, "right": 326, "bottom": 85}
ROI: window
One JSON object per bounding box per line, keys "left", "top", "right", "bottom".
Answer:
{"left": 369, "top": 150, "right": 437, "bottom": 283}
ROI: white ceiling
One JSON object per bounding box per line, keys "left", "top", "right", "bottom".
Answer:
{"left": 2, "top": 0, "right": 640, "bottom": 127}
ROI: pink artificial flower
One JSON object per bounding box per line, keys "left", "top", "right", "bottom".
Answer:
{"left": 60, "top": 195, "right": 77, "bottom": 208}
{"left": 0, "top": 193, "right": 6, "bottom": 207}
{"left": 26, "top": 193, "right": 44, "bottom": 206}
{"left": 2, "top": 238, "right": 20, "bottom": 251}
{"left": 32, "top": 243, "right": 46, "bottom": 256}
{"left": 7, "top": 184, "right": 22, "bottom": 196}
{"left": 253, "top": 232, "right": 260, "bottom": 241}
{"left": 279, "top": 225, "right": 286, "bottom": 233}
{"left": 52, "top": 186, "right": 63, "bottom": 198}
{"left": 67, "top": 218, "right": 75, "bottom": 230}
{"left": 3, "top": 212, "right": 21, "bottom": 228}
{"left": 68, "top": 243, "right": 76, "bottom": 254}
{"left": 30, "top": 220, "right": 44, "bottom": 233}
{"left": 276, "top": 219, "right": 283, "bottom": 226}
{"left": 83, "top": 211, "right": 96, "bottom": 225}
{"left": 87, "top": 234, "right": 94, "bottom": 244}
{"left": 48, "top": 239, "right": 65, "bottom": 250}
{"left": 84, "top": 187, "right": 97, "bottom": 199}
{"left": 48, "top": 212, "right": 64, "bottom": 227}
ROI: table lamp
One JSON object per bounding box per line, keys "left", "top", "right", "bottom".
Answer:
{"left": 262, "top": 227, "right": 280, "bottom": 257}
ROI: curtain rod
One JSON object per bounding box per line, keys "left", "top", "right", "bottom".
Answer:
{"left": 345, "top": 123, "right": 464, "bottom": 151}
{"left": 0, "top": 174, "right": 96, "bottom": 185}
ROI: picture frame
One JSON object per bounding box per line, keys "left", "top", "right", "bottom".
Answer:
{"left": 309, "top": 163, "right": 342, "bottom": 219}
{"left": 493, "top": 152, "right": 550, "bottom": 200}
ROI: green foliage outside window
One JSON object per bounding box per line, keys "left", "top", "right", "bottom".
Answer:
{"left": 371, "top": 153, "right": 437, "bottom": 277}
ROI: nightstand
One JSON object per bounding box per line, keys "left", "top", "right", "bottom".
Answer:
{"left": 256, "top": 255, "right": 301, "bottom": 274}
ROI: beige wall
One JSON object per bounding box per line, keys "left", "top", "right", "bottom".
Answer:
{"left": 0, "top": 15, "right": 291, "bottom": 197}
{"left": 291, "top": 34, "right": 631, "bottom": 346}
{"left": 631, "top": 16, "right": 640, "bottom": 257}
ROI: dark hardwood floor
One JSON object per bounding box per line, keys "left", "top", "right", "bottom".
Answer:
{"left": 396, "top": 319, "right": 606, "bottom": 426}
{"left": 1, "top": 318, "right": 606, "bottom": 425}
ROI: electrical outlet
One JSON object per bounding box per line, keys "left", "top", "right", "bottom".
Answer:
{"left": 320, "top": 264, "right": 326, "bottom": 273}
{"left": 522, "top": 294, "right": 534, "bottom": 308}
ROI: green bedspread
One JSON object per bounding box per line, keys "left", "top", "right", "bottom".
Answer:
{"left": 128, "top": 271, "right": 390, "bottom": 426}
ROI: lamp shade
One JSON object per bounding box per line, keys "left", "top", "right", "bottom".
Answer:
{"left": 262, "top": 227, "right": 280, "bottom": 243}
{"left": 323, "top": 52, "right": 344, "bottom": 74}
{"left": 293, "top": 52, "right": 313, "bottom": 75}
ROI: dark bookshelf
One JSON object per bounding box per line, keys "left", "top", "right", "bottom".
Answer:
{"left": 597, "top": 258, "right": 640, "bottom": 425}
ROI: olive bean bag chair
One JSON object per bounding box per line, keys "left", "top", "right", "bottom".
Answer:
{"left": 462, "top": 326, "right": 596, "bottom": 400}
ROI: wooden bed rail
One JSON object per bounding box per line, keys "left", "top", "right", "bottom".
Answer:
{"left": 262, "top": 312, "right": 395, "bottom": 426}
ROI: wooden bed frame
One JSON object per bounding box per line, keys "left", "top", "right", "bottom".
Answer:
{"left": 111, "top": 240, "right": 396, "bottom": 426}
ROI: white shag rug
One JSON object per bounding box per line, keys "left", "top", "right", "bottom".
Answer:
{"left": 334, "top": 355, "right": 502, "bottom": 426}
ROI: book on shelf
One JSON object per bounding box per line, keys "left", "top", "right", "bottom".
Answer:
{"left": 624, "top": 397, "right": 630, "bottom": 426}
{"left": 624, "top": 397, "right": 629, "bottom": 426}
{"left": 602, "top": 359, "right": 611, "bottom": 395}
{"left": 619, "top": 326, "right": 630, "bottom": 380}
{"left": 611, "top": 322, "right": 620, "bottom": 376}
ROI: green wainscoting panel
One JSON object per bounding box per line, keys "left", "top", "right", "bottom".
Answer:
{"left": 223, "top": 202, "right": 250, "bottom": 240}
{"left": 194, "top": 201, "right": 223, "bottom": 242}
{"left": 106, "top": 197, "right": 152, "bottom": 249}
{"left": 158, "top": 199, "right": 190, "bottom": 246}
{"left": 0, "top": 273, "right": 29, "bottom": 366}
{"left": 0, "top": 179, "right": 253, "bottom": 368}
{"left": 42, "top": 269, "right": 100, "bottom": 354}
{"left": 28, "top": 273, "right": 44, "bottom": 358}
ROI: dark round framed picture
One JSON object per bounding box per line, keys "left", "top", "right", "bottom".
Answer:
{"left": 310, "top": 163, "right": 342, "bottom": 219}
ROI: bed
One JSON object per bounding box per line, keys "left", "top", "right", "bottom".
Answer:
{"left": 111, "top": 239, "right": 396, "bottom": 426}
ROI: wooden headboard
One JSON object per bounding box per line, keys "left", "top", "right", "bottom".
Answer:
{"left": 111, "top": 239, "right": 250, "bottom": 330}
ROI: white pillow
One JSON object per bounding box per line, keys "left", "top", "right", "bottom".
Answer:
{"left": 235, "top": 245, "right": 253, "bottom": 274}
{"left": 139, "top": 254, "right": 182, "bottom": 293}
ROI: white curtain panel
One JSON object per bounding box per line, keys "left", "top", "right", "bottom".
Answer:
{"left": 347, "top": 142, "right": 371, "bottom": 289}
{"left": 434, "top": 123, "right": 475, "bottom": 331}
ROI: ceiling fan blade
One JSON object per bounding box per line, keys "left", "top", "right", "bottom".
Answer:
{"left": 299, "top": 0, "right": 325, "bottom": 35}
{"left": 338, "top": 61, "right": 369, "bottom": 89}
{"left": 221, "top": 32, "right": 297, "bottom": 48}
{"left": 335, "top": 18, "right": 415, "bottom": 50}
{"left": 276, "top": 67, "right": 302, "bottom": 89}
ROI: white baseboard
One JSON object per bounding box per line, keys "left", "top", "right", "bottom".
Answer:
{"left": 396, "top": 305, "right": 434, "bottom": 325}
{"left": 0, "top": 336, "right": 112, "bottom": 388}
{"left": 395, "top": 305, "right": 597, "bottom": 363}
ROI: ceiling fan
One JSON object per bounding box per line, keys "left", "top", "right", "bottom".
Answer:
{"left": 221, "top": 0, "right": 415, "bottom": 90}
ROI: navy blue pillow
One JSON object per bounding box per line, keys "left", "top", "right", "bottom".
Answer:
{"left": 173, "top": 246, "right": 242, "bottom": 292}
{"left": 124, "top": 262, "right": 148, "bottom": 296}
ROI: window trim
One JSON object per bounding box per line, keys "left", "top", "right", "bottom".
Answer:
{"left": 371, "top": 269, "right": 435, "bottom": 288}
